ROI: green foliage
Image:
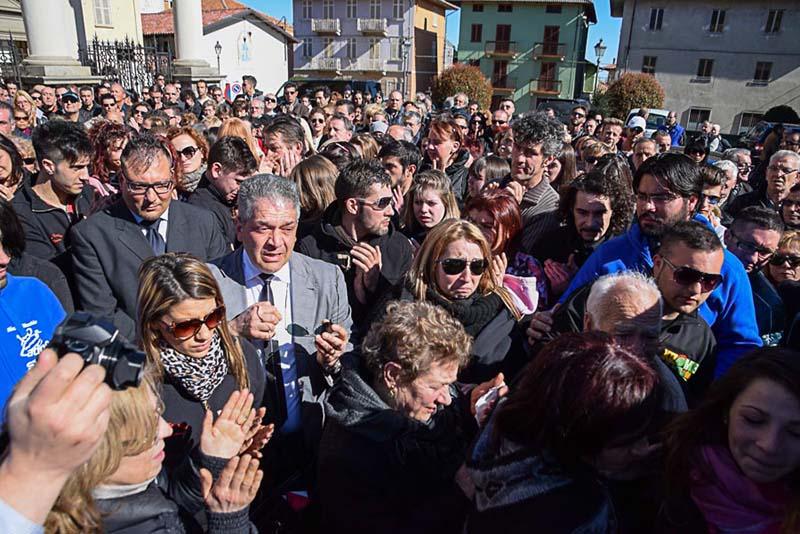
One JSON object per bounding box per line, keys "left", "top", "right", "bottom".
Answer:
{"left": 430, "top": 64, "right": 492, "bottom": 110}
{"left": 603, "top": 73, "right": 665, "bottom": 120}
{"left": 591, "top": 87, "right": 611, "bottom": 118}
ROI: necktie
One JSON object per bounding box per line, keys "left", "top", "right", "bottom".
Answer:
{"left": 259, "top": 273, "right": 280, "bottom": 363}
{"left": 141, "top": 218, "right": 166, "bottom": 255}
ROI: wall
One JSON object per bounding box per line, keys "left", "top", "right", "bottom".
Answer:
{"left": 614, "top": 0, "right": 800, "bottom": 133}
{"left": 413, "top": 0, "right": 447, "bottom": 94}
{"left": 81, "top": 0, "right": 144, "bottom": 43}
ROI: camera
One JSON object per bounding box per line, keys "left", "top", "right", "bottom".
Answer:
{"left": 48, "top": 312, "right": 145, "bottom": 390}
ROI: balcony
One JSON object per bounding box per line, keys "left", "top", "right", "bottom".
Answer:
{"left": 357, "top": 18, "right": 388, "bottom": 35}
{"left": 533, "top": 42, "right": 566, "bottom": 60}
{"left": 298, "top": 57, "right": 341, "bottom": 72}
{"left": 311, "top": 19, "right": 341, "bottom": 35}
{"left": 491, "top": 76, "right": 516, "bottom": 95}
{"left": 530, "top": 78, "right": 562, "bottom": 95}
{"left": 484, "top": 41, "right": 518, "bottom": 58}
{"left": 355, "top": 58, "right": 386, "bottom": 72}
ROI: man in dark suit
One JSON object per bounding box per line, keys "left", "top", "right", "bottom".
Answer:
{"left": 207, "top": 174, "right": 351, "bottom": 499}
{"left": 70, "top": 134, "right": 229, "bottom": 340}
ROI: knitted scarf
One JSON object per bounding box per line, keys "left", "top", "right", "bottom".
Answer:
{"left": 425, "top": 288, "right": 504, "bottom": 337}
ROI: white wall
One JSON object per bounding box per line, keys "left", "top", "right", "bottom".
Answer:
{"left": 202, "top": 18, "right": 290, "bottom": 94}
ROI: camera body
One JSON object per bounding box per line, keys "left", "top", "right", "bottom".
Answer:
{"left": 48, "top": 312, "right": 145, "bottom": 390}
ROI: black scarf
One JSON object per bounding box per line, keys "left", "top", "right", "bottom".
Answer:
{"left": 425, "top": 288, "right": 504, "bottom": 337}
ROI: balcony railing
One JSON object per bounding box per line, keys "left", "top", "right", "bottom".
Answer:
{"left": 491, "top": 76, "right": 516, "bottom": 94}
{"left": 356, "top": 58, "right": 386, "bottom": 72}
{"left": 533, "top": 42, "right": 566, "bottom": 60}
{"left": 311, "top": 19, "right": 341, "bottom": 35}
{"left": 530, "top": 78, "right": 562, "bottom": 95}
{"left": 357, "top": 18, "right": 388, "bottom": 35}
{"left": 484, "top": 41, "right": 518, "bottom": 58}
{"left": 297, "top": 57, "right": 341, "bottom": 71}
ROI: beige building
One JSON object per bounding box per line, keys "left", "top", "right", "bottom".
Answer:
{"left": 79, "top": 0, "right": 144, "bottom": 44}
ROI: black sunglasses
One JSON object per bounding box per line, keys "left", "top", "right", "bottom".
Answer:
{"left": 176, "top": 146, "right": 199, "bottom": 159}
{"left": 584, "top": 157, "right": 598, "bottom": 165}
{"left": 769, "top": 253, "right": 800, "bottom": 268}
{"left": 265, "top": 98, "right": 277, "bottom": 103}
{"left": 438, "top": 258, "right": 489, "bottom": 276}
{"left": 22, "top": 157, "right": 36, "bottom": 165}
{"left": 163, "top": 305, "right": 226, "bottom": 339}
{"left": 662, "top": 257, "right": 721, "bottom": 292}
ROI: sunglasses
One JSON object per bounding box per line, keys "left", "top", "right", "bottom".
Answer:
{"left": 572, "top": 112, "right": 586, "bottom": 118}
{"left": 492, "top": 120, "right": 507, "bottom": 125}
{"left": 357, "top": 196, "right": 393, "bottom": 210}
{"left": 134, "top": 108, "right": 148, "bottom": 115}
{"left": 769, "top": 253, "right": 800, "bottom": 268}
{"left": 163, "top": 305, "right": 226, "bottom": 339}
{"left": 176, "top": 146, "right": 199, "bottom": 159}
{"left": 265, "top": 98, "right": 277, "bottom": 103}
{"left": 438, "top": 258, "right": 489, "bottom": 276}
{"left": 22, "top": 157, "right": 36, "bottom": 165}
{"left": 662, "top": 257, "right": 722, "bottom": 292}
{"left": 13, "top": 115, "right": 27, "bottom": 121}
{"left": 310, "top": 118, "right": 325, "bottom": 124}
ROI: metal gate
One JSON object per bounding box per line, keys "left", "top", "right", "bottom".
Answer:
{"left": 79, "top": 37, "right": 173, "bottom": 94}
{"left": 0, "top": 34, "right": 27, "bottom": 85}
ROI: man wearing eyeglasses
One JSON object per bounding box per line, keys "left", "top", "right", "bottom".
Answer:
{"left": 298, "top": 159, "right": 413, "bottom": 336}
{"left": 725, "top": 150, "right": 800, "bottom": 219}
{"left": 69, "top": 135, "right": 228, "bottom": 340}
{"left": 724, "top": 207, "right": 785, "bottom": 346}
{"left": 532, "top": 153, "right": 761, "bottom": 377}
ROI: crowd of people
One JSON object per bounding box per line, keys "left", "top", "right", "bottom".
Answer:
{"left": 0, "top": 73, "right": 799, "bottom": 534}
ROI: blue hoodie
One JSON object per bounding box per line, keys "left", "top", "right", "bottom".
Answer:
{"left": 0, "top": 273, "right": 65, "bottom": 415}
{"left": 560, "top": 216, "right": 761, "bottom": 377}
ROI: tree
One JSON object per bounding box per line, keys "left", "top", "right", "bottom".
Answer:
{"left": 603, "top": 73, "right": 665, "bottom": 120}
{"left": 430, "top": 64, "right": 492, "bottom": 110}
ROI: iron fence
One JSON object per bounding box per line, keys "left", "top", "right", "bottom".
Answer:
{"left": 0, "top": 34, "right": 27, "bottom": 85}
{"left": 79, "top": 37, "right": 173, "bottom": 94}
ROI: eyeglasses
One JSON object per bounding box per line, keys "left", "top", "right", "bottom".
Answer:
{"left": 703, "top": 194, "right": 721, "bottom": 206}
{"left": 661, "top": 257, "right": 722, "bottom": 292}
{"left": 438, "top": 258, "right": 489, "bottom": 276}
{"left": 768, "top": 165, "right": 799, "bottom": 176}
{"left": 356, "top": 196, "right": 393, "bottom": 210}
{"left": 13, "top": 115, "right": 27, "bottom": 121}
{"left": 737, "top": 164, "right": 753, "bottom": 172}
{"left": 310, "top": 117, "right": 325, "bottom": 124}
{"left": 22, "top": 157, "right": 36, "bottom": 165}
{"left": 768, "top": 253, "right": 800, "bottom": 268}
{"left": 636, "top": 191, "right": 680, "bottom": 205}
{"left": 730, "top": 232, "right": 776, "bottom": 257}
{"left": 163, "top": 305, "right": 226, "bottom": 339}
{"left": 31, "top": 95, "right": 42, "bottom": 101}
{"left": 125, "top": 179, "right": 174, "bottom": 196}
{"left": 571, "top": 112, "right": 586, "bottom": 118}
{"left": 265, "top": 98, "right": 277, "bottom": 103}
{"left": 134, "top": 108, "right": 148, "bottom": 115}
{"left": 176, "top": 146, "right": 199, "bottom": 159}
{"left": 286, "top": 89, "right": 297, "bottom": 95}
{"left": 492, "top": 120, "right": 507, "bottom": 125}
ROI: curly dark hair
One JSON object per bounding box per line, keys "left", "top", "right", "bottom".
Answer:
{"left": 88, "top": 121, "right": 129, "bottom": 183}
{"left": 559, "top": 165, "right": 635, "bottom": 237}
{"left": 510, "top": 111, "right": 563, "bottom": 157}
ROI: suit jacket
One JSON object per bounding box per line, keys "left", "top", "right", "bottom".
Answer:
{"left": 69, "top": 199, "right": 229, "bottom": 340}
{"left": 208, "top": 248, "right": 353, "bottom": 437}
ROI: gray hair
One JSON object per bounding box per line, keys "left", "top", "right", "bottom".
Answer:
{"left": 721, "top": 148, "right": 749, "bottom": 161}
{"left": 237, "top": 174, "right": 301, "bottom": 222}
{"left": 585, "top": 271, "right": 662, "bottom": 333}
{"left": 770, "top": 149, "right": 800, "bottom": 167}
{"left": 402, "top": 110, "right": 421, "bottom": 125}
{"left": 713, "top": 159, "right": 738, "bottom": 181}
{"left": 511, "top": 111, "right": 564, "bottom": 157}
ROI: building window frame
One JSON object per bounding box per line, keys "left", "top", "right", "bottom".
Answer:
{"left": 370, "top": 0, "right": 381, "bottom": 19}
{"left": 322, "top": 0, "right": 334, "bottom": 19}
{"left": 752, "top": 61, "right": 772, "bottom": 85}
{"left": 94, "top": 0, "right": 113, "bottom": 26}
{"left": 301, "top": 0, "right": 312, "bottom": 20}
{"left": 323, "top": 37, "right": 334, "bottom": 58}
{"left": 765, "top": 9, "right": 783, "bottom": 33}
{"left": 390, "top": 38, "right": 401, "bottom": 60}
{"left": 346, "top": 0, "right": 357, "bottom": 18}
{"left": 498, "top": 3, "right": 512, "bottom": 13}
{"left": 693, "top": 58, "right": 714, "bottom": 83}
{"left": 737, "top": 112, "right": 763, "bottom": 135}
{"left": 709, "top": 9, "right": 725, "bottom": 33}
{"left": 472, "top": 3, "right": 484, "bottom": 11}
{"left": 545, "top": 4, "right": 562, "bottom": 14}
{"left": 347, "top": 38, "right": 357, "bottom": 59}
{"left": 369, "top": 38, "right": 381, "bottom": 60}
{"left": 642, "top": 56, "right": 657, "bottom": 75}
{"left": 302, "top": 38, "right": 312, "bottom": 58}
{"left": 649, "top": 8, "right": 664, "bottom": 31}
{"left": 471, "top": 24, "right": 482, "bottom": 43}
{"left": 687, "top": 108, "right": 711, "bottom": 131}
{"left": 393, "top": 0, "right": 404, "bottom": 19}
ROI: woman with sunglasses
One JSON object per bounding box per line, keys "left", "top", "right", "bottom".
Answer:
{"left": 685, "top": 141, "right": 710, "bottom": 165}
{"left": 13, "top": 90, "right": 44, "bottom": 131}
{"left": 403, "top": 219, "right": 523, "bottom": 383}
{"left": 306, "top": 107, "right": 327, "bottom": 150}
{"left": 766, "top": 231, "right": 800, "bottom": 287}
{"left": 86, "top": 121, "right": 128, "bottom": 197}
{"left": 137, "top": 253, "right": 268, "bottom": 467}
{"left": 422, "top": 115, "right": 471, "bottom": 204}
{"left": 167, "top": 125, "right": 209, "bottom": 193}
{"left": 663, "top": 348, "right": 800, "bottom": 533}
{"left": 401, "top": 169, "right": 460, "bottom": 246}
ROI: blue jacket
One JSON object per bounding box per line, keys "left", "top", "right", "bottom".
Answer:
{"left": 560, "top": 216, "right": 761, "bottom": 377}
{"left": 0, "top": 273, "right": 65, "bottom": 415}
{"left": 660, "top": 123, "right": 686, "bottom": 146}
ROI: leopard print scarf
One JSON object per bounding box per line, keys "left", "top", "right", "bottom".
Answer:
{"left": 159, "top": 331, "right": 228, "bottom": 402}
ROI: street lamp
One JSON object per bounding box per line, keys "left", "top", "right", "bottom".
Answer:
{"left": 214, "top": 40, "right": 222, "bottom": 73}
{"left": 593, "top": 38, "right": 606, "bottom": 97}
{"left": 401, "top": 37, "right": 412, "bottom": 97}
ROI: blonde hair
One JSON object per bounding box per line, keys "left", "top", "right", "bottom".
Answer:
{"left": 350, "top": 133, "right": 380, "bottom": 160}
{"left": 13, "top": 90, "right": 37, "bottom": 127}
{"left": 45, "top": 374, "right": 160, "bottom": 533}
{"left": 290, "top": 154, "right": 337, "bottom": 221}
{"left": 136, "top": 253, "right": 249, "bottom": 390}
{"left": 218, "top": 118, "right": 263, "bottom": 163}
{"left": 408, "top": 219, "right": 521, "bottom": 319}
{"left": 402, "top": 169, "right": 460, "bottom": 233}
{"left": 778, "top": 230, "right": 800, "bottom": 254}
{"left": 584, "top": 141, "right": 613, "bottom": 159}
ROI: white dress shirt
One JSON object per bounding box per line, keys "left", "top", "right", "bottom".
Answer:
{"left": 241, "top": 249, "right": 301, "bottom": 434}
{"left": 131, "top": 206, "right": 170, "bottom": 243}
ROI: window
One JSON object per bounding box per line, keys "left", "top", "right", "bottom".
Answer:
{"left": 323, "top": 38, "right": 334, "bottom": 58}
{"left": 471, "top": 24, "right": 482, "bottom": 43}
{"left": 738, "top": 112, "right": 763, "bottom": 135}
{"left": 370, "top": 0, "right": 381, "bottom": 18}
{"left": 695, "top": 58, "right": 714, "bottom": 81}
{"left": 301, "top": 0, "right": 312, "bottom": 19}
{"left": 753, "top": 61, "right": 772, "bottom": 84}
{"left": 323, "top": 0, "right": 334, "bottom": 19}
{"left": 472, "top": 3, "right": 484, "bottom": 11}
{"left": 546, "top": 4, "right": 562, "bottom": 14}
{"left": 765, "top": 10, "right": 783, "bottom": 33}
{"left": 346, "top": 0, "right": 356, "bottom": 18}
{"left": 369, "top": 38, "right": 380, "bottom": 59}
{"left": 393, "top": 0, "right": 404, "bottom": 19}
{"left": 302, "top": 38, "right": 312, "bottom": 58}
{"left": 649, "top": 8, "right": 663, "bottom": 31}
{"left": 347, "top": 38, "right": 357, "bottom": 59}
{"left": 688, "top": 108, "right": 711, "bottom": 131}
{"left": 709, "top": 9, "right": 725, "bottom": 33}
{"left": 390, "top": 38, "right": 401, "bottom": 60}
{"left": 94, "top": 0, "right": 112, "bottom": 26}
{"left": 498, "top": 4, "right": 512, "bottom": 12}
{"left": 642, "top": 56, "right": 657, "bottom": 75}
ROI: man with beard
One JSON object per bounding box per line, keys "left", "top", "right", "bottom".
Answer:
{"left": 725, "top": 150, "right": 799, "bottom": 218}
{"left": 724, "top": 207, "right": 785, "bottom": 346}
{"left": 529, "top": 153, "right": 760, "bottom": 376}
{"left": 568, "top": 105, "right": 588, "bottom": 138}
{"left": 297, "top": 159, "right": 413, "bottom": 337}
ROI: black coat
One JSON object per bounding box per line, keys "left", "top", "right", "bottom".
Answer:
{"left": 420, "top": 149, "right": 471, "bottom": 204}
{"left": 317, "top": 368, "right": 476, "bottom": 534}
{"left": 187, "top": 175, "right": 238, "bottom": 251}
{"left": 9, "top": 252, "right": 74, "bottom": 312}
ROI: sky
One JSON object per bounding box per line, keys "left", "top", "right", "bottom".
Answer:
{"left": 241, "top": 0, "right": 621, "bottom": 66}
